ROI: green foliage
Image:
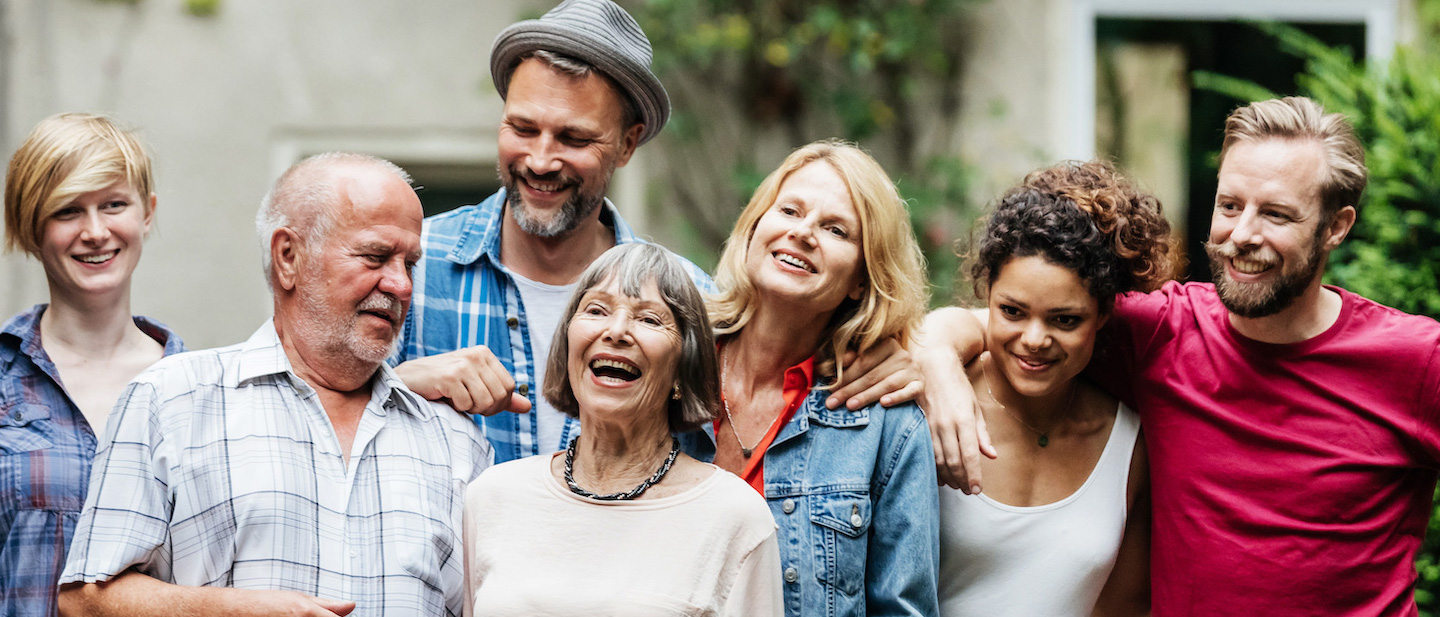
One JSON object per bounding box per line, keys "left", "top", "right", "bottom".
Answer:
{"left": 184, "top": 0, "right": 221, "bottom": 18}
{"left": 88, "top": 0, "right": 222, "bottom": 17}
{"left": 1199, "top": 15, "right": 1440, "bottom": 614}
{"left": 632, "top": 0, "right": 984, "bottom": 304}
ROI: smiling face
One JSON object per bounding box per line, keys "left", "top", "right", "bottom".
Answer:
{"left": 496, "top": 58, "right": 641, "bottom": 239}
{"left": 1205, "top": 138, "right": 1340, "bottom": 318}
{"left": 743, "top": 161, "right": 865, "bottom": 319}
{"left": 565, "top": 277, "right": 683, "bottom": 424}
{"left": 986, "top": 255, "right": 1106, "bottom": 399}
{"left": 289, "top": 170, "right": 423, "bottom": 368}
{"left": 38, "top": 178, "right": 153, "bottom": 302}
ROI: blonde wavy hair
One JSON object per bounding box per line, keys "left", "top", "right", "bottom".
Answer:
{"left": 709, "top": 139, "right": 928, "bottom": 383}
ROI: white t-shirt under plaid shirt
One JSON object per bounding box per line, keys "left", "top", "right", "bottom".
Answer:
{"left": 60, "top": 321, "right": 491, "bottom": 616}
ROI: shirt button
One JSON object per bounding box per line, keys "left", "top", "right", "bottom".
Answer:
{"left": 850, "top": 503, "right": 863, "bottom": 528}
{"left": 518, "top": 384, "right": 529, "bottom": 396}
{"left": 781, "top": 499, "right": 795, "bottom": 514}
{"left": 784, "top": 567, "right": 798, "bottom": 583}
{"left": 506, "top": 317, "right": 519, "bottom": 328}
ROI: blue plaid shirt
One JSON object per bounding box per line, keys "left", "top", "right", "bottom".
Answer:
{"left": 395, "top": 189, "right": 713, "bottom": 464}
{"left": 0, "top": 304, "right": 183, "bottom": 617}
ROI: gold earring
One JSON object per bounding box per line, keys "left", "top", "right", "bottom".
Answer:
{"left": 671, "top": 383, "right": 682, "bottom": 400}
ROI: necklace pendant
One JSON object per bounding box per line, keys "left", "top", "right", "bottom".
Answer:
{"left": 742, "top": 447, "right": 753, "bottom": 458}
{"left": 1038, "top": 434, "right": 1049, "bottom": 448}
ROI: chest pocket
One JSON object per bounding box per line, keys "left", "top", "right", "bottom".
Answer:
{"left": 810, "top": 491, "right": 872, "bottom": 596}
{"left": 0, "top": 402, "right": 55, "bottom": 455}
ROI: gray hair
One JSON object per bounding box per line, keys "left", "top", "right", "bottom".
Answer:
{"left": 543, "top": 243, "right": 718, "bottom": 432}
{"left": 255, "top": 152, "right": 413, "bottom": 289}
{"left": 520, "top": 50, "right": 641, "bottom": 134}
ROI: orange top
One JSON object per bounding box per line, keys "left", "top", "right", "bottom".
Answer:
{"left": 715, "top": 356, "right": 816, "bottom": 495}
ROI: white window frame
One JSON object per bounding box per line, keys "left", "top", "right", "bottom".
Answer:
{"left": 1058, "top": 0, "right": 1399, "bottom": 160}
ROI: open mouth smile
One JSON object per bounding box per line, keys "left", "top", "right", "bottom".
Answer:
{"left": 1230, "top": 256, "right": 1275, "bottom": 276}
{"left": 589, "top": 357, "right": 641, "bottom": 383}
{"left": 773, "top": 251, "right": 816, "bottom": 273}
{"left": 74, "top": 250, "right": 119, "bottom": 265}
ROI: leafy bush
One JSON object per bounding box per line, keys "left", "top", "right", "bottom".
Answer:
{"left": 633, "top": 0, "right": 983, "bottom": 301}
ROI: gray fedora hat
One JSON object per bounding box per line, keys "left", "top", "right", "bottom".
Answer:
{"left": 490, "top": 0, "right": 670, "bottom": 145}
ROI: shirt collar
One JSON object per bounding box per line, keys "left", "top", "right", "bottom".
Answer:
{"left": 445, "top": 187, "right": 637, "bottom": 266}
{"left": 235, "top": 319, "right": 429, "bottom": 419}
{"left": 0, "top": 304, "right": 47, "bottom": 367}
{"left": 785, "top": 356, "right": 817, "bottom": 394}
{"left": 0, "top": 304, "right": 183, "bottom": 367}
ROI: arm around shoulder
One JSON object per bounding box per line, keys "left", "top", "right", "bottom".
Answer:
{"left": 914, "top": 307, "right": 995, "bottom": 493}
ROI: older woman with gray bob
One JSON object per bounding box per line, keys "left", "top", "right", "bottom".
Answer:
{"left": 461, "top": 242, "right": 782, "bottom": 616}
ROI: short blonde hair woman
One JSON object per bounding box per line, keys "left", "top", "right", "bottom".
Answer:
{"left": 0, "top": 112, "right": 184, "bottom": 616}
{"left": 681, "top": 139, "right": 939, "bottom": 617}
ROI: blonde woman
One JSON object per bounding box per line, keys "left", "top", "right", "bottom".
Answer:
{"left": 681, "top": 140, "right": 938, "bottom": 617}
{"left": 0, "top": 113, "right": 184, "bottom": 615}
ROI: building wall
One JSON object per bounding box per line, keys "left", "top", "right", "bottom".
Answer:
{"left": 0, "top": 0, "right": 1408, "bottom": 349}
{"left": 0, "top": 0, "right": 550, "bottom": 348}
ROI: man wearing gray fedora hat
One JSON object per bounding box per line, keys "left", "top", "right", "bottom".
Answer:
{"left": 390, "top": 0, "right": 712, "bottom": 465}
{"left": 392, "top": 0, "right": 923, "bottom": 467}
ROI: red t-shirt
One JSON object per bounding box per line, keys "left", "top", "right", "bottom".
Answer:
{"left": 714, "top": 356, "right": 814, "bottom": 495}
{"left": 1092, "top": 282, "right": 1440, "bottom": 616}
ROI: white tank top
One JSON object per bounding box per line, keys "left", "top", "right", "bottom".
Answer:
{"left": 937, "top": 403, "right": 1139, "bottom": 617}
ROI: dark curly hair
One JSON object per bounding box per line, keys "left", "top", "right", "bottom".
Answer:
{"left": 970, "top": 160, "right": 1174, "bottom": 313}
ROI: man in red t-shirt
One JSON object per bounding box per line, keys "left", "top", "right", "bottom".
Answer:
{"left": 921, "top": 96, "right": 1440, "bottom": 615}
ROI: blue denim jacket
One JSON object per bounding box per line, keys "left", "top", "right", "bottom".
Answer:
{"left": 681, "top": 388, "right": 940, "bottom": 617}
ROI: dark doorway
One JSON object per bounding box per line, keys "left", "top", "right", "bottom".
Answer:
{"left": 402, "top": 161, "right": 502, "bottom": 218}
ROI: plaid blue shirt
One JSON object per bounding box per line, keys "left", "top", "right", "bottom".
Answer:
{"left": 0, "top": 304, "right": 184, "bottom": 617}
{"left": 60, "top": 321, "right": 490, "bottom": 616}
{"left": 395, "top": 189, "right": 712, "bottom": 464}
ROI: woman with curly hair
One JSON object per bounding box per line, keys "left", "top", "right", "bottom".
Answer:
{"left": 937, "top": 160, "right": 1173, "bottom": 617}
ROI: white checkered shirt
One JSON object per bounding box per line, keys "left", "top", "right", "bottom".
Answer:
{"left": 60, "top": 321, "right": 491, "bottom": 616}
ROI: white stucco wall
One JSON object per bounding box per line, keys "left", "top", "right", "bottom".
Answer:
{"left": 0, "top": 0, "right": 1410, "bottom": 349}
{"left": 0, "top": 0, "right": 551, "bottom": 348}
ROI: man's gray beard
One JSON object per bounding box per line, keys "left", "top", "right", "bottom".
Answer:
{"left": 293, "top": 281, "right": 400, "bottom": 369}
{"left": 500, "top": 160, "right": 614, "bottom": 239}
{"left": 1204, "top": 237, "right": 1326, "bottom": 319}
{"left": 505, "top": 184, "right": 601, "bottom": 238}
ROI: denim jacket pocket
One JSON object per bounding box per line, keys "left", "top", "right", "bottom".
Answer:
{"left": 809, "top": 490, "right": 873, "bottom": 596}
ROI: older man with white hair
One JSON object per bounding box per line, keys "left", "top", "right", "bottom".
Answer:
{"left": 57, "top": 153, "right": 490, "bottom": 617}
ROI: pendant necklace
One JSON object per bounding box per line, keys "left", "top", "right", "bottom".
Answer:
{"left": 563, "top": 436, "right": 680, "bottom": 501}
{"left": 983, "top": 365, "right": 1077, "bottom": 448}
{"left": 720, "top": 346, "right": 760, "bottom": 458}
